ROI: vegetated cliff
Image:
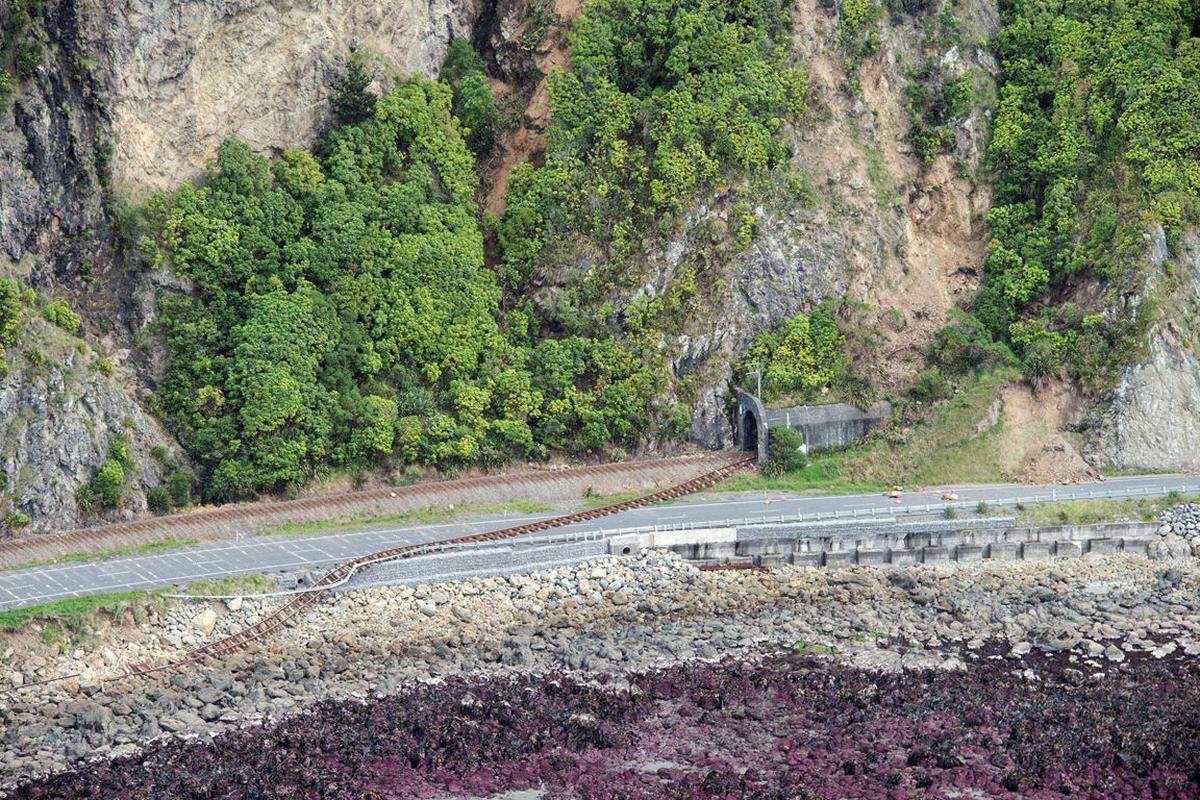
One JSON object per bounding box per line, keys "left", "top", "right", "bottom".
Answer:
{"left": 0, "top": 0, "right": 478, "bottom": 533}
{"left": 679, "top": 0, "right": 997, "bottom": 446}
{"left": 98, "top": 0, "right": 479, "bottom": 195}
{"left": 0, "top": 313, "right": 183, "bottom": 533}
{"left": 484, "top": 0, "right": 996, "bottom": 448}
{"left": 0, "top": 0, "right": 1196, "bottom": 533}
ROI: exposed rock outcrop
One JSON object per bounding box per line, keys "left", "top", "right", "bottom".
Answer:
{"left": 96, "top": 0, "right": 479, "bottom": 196}
{"left": 1089, "top": 228, "right": 1200, "bottom": 471}
{"left": 0, "top": 317, "right": 183, "bottom": 534}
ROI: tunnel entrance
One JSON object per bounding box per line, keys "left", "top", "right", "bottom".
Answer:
{"left": 741, "top": 409, "right": 759, "bottom": 452}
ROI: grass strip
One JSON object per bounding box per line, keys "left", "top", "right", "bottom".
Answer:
{"left": 263, "top": 499, "right": 553, "bottom": 537}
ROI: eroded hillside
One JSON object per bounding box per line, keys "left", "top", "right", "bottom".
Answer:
{"left": 0, "top": 0, "right": 1197, "bottom": 533}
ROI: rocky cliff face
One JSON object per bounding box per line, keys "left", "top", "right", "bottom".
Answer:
{"left": 97, "top": 0, "right": 479, "bottom": 196}
{"left": 2, "top": 0, "right": 479, "bottom": 288}
{"left": 0, "top": 316, "right": 183, "bottom": 533}
{"left": 1089, "top": 228, "right": 1200, "bottom": 471}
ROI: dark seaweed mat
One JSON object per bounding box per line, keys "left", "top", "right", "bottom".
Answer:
{"left": 6, "top": 652, "right": 1200, "bottom": 800}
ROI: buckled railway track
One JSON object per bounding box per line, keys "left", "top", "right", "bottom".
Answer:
{"left": 7, "top": 455, "right": 753, "bottom": 691}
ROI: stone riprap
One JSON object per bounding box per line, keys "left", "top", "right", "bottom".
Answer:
{"left": 1157, "top": 503, "right": 1200, "bottom": 557}
{"left": 4, "top": 551, "right": 1200, "bottom": 783}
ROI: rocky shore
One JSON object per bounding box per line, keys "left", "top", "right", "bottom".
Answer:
{"left": 3, "top": 547, "right": 1200, "bottom": 785}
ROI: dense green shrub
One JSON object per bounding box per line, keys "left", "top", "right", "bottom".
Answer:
{"left": 166, "top": 471, "right": 192, "bottom": 508}
{"left": 974, "top": 0, "right": 1199, "bottom": 390}
{"left": 840, "top": 0, "right": 888, "bottom": 61}
{"left": 763, "top": 426, "right": 808, "bottom": 477}
{"left": 5, "top": 511, "right": 29, "bottom": 529}
{"left": 14, "top": 37, "right": 38, "bottom": 79}
{"left": 43, "top": 297, "right": 81, "bottom": 333}
{"left": 0, "top": 277, "right": 21, "bottom": 350}
{"left": 151, "top": 79, "right": 668, "bottom": 500}
{"left": 145, "top": 486, "right": 172, "bottom": 515}
{"left": 331, "top": 50, "right": 376, "bottom": 125}
{"left": 440, "top": 40, "right": 499, "bottom": 156}
{"left": 929, "top": 310, "right": 1014, "bottom": 374}
{"left": 911, "top": 367, "right": 951, "bottom": 401}
{"left": 76, "top": 437, "right": 134, "bottom": 513}
{"left": 738, "top": 309, "right": 853, "bottom": 403}
{"left": 455, "top": 72, "right": 500, "bottom": 155}
{"left": 77, "top": 459, "right": 125, "bottom": 513}
{"left": 498, "top": 0, "right": 807, "bottom": 277}
{"left": 440, "top": 38, "right": 485, "bottom": 85}
{"left": 905, "top": 67, "right": 971, "bottom": 164}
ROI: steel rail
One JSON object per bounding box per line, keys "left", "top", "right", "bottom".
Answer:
{"left": 1, "top": 455, "right": 754, "bottom": 695}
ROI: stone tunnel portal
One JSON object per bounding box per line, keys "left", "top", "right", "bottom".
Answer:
{"left": 741, "top": 409, "right": 759, "bottom": 453}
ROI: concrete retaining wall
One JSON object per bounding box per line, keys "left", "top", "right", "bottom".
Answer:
{"left": 661, "top": 519, "right": 1158, "bottom": 568}
{"left": 335, "top": 518, "right": 1160, "bottom": 593}
{"left": 762, "top": 401, "right": 893, "bottom": 451}
{"left": 733, "top": 387, "right": 891, "bottom": 462}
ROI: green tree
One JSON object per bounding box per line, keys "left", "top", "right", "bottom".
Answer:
{"left": 43, "top": 297, "right": 81, "bottom": 334}
{"left": 332, "top": 49, "right": 377, "bottom": 125}
{"left": 455, "top": 71, "right": 500, "bottom": 155}
{"left": 763, "top": 426, "right": 808, "bottom": 477}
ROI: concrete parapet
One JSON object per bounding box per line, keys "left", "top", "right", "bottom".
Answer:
{"left": 937, "top": 532, "right": 967, "bottom": 549}
{"left": 896, "top": 517, "right": 1014, "bottom": 533}
{"left": 1021, "top": 542, "right": 1052, "bottom": 561}
{"left": 1086, "top": 538, "right": 1119, "bottom": 555}
{"left": 1055, "top": 541, "right": 1083, "bottom": 558}
{"left": 737, "top": 519, "right": 897, "bottom": 540}
{"left": 954, "top": 545, "right": 984, "bottom": 562}
{"left": 660, "top": 518, "right": 1163, "bottom": 571}
{"left": 1002, "top": 528, "right": 1035, "bottom": 544}
{"left": 922, "top": 546, "right": 949, "bottom": 564}
{"left": 987, "top": 542, "right": 1019, "bottom": 561}
{"left": 823, "top": 551, "right": 854, "bottom": 567}
{"left": 1121, "top": 538, "right": 1151, "bottom": 556}
{"left": 856, "top": 549, "right": 888, "bottom": 565}
{"left": 609, "top": 527, "right": 736, "bottom": 556}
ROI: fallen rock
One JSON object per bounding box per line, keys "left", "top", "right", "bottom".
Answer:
{"left": 194, "top": 609, "right": 218, "bottom": 637}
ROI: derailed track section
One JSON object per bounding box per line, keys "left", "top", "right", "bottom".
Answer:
{"left": 120, "top": 455, "right": 756, "bottom": 680}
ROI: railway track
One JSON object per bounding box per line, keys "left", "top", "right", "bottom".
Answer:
{"left": 0, "top": 455, "right": 734, "bottom": 570}
{"left": 5, "top": 455, "right": 755, "bottom": 693}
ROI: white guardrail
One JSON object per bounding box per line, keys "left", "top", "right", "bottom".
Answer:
{"left": 171, "top": 482, "right": 1198, "bottom": 600}
{"left": 520, "top": 482, "right": 1199, "bottom": 543}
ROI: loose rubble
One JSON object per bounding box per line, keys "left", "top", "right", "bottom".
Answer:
{"left": 3, "top": 547, "right": 1200, "bottom": 783}
{"left": 1158, "top": 503, "right": 1200, "bottom": 556}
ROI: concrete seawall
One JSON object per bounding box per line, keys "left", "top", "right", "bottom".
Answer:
{"left": 613, "top": 518, "right": 1159, "bottom": 568}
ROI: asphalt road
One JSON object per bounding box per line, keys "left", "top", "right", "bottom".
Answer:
{"left": 2, "top": 473, "right": 1197, "bottom": 612}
